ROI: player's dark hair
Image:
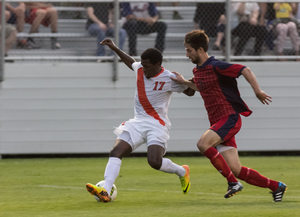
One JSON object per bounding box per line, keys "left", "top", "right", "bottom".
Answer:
{"left": 141, "top": 48, "right": 163, "bottom": 65}
{"left": 184, "top": 30, "right": 209, "bottom": 52}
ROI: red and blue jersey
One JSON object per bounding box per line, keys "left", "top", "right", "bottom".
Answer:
{"left": 192, "top": 56, "right": 252, "bottom": 125}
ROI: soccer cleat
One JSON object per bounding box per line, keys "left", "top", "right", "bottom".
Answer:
{"left": 180, "top": 165, "right": 191, "bottom": 194}
{"left": 271, "top": 182, "right": 287, "bottom": 202}
{"left": 86, "top": 183, "right": 111, "bottom": 202}
{"left": 224, "top": 181, "right": 243, "bottom": 198}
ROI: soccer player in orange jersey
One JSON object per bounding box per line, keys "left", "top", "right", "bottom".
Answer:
{"left": 86, "top": 38, "right": 194, "bottom": 202}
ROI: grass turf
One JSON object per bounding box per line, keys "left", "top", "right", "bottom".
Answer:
{"left": 0, "top": 156, "right": 299, "bottom": 217}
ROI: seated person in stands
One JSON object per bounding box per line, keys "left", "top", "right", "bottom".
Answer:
{"left": 5, "top": 2, "right": 27, "bottom": 48}
{"left": 24, "top": 2, "right": 60, "bottom": 49}
{"left": 231, "top": 2, "right": 267, "bottom": 55}
{"left": 0, "top": 24, "right": 17, "bottom": 57}
{"left": 121, "top": 2, "right": 167, "bottom": 56}
{"left": 86, "top": 2, "right": 127, "bottom": 58}
{"left": 213, "top": 3, "right": 267, "bottom": 56}
{"left": 273, "top": 2, "right": 299, "bottom": 58}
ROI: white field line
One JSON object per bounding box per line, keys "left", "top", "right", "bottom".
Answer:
{"left": 38, "top": 185, "right": 300, "bottom": 199}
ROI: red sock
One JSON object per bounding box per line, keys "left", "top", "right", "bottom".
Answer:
{"left": 238, "top": 166, "right": 279, "bottom": 191}
{"left": 203, "top": 147, "right": 238, "bottom": 183}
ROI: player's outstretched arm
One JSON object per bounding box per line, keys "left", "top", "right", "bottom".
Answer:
{"left": 241, "top": 67, "right": 272, "bottom": 105}
{"left": 171, "top": 71, "right": 199, "bottom": 91}
{"left": 100, "top": 38, "right": 135, "bottom": 70}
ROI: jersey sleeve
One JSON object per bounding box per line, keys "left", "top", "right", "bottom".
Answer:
{"left": 132, "top": 61, "right": 141, "bottom": 76}
{"left": 169, "top": 73, "right": 188, "bottom": 93}
{"left": 213, "top": 61, "right": 246, "bottom": 78}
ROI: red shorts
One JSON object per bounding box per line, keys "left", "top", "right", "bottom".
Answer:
{"left": 25, "top": 8, "right": 51, "bottom": 27}
{"left": 209, "top": 113, "right": 242, "bottom": 148}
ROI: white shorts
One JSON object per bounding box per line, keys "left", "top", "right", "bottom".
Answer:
{"left": 216, "top": 144, "right": 235, "bottom": 153}
{"left": 114, "top": 118, "right": 169, "bottom": 153}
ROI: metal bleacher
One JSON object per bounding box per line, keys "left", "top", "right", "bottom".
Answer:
{"left": 9, "top": 4, "right": 202, "bottom": 59}
{"left": 6, "top": 2, "right": 300, "bottom": 61}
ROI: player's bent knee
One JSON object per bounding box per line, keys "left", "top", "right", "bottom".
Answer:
{"left": 147, "top": 158, "right": 162, "bottom": 170}
{"left": 197, "top": 139, "right": 207, "bottom": 153}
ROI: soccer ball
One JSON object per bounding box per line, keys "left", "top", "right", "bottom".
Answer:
{"left": 94, "top": 180, "right": 117, "bottom": 202}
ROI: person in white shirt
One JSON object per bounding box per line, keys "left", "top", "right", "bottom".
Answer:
{"left": 85, "top": 38, "right": 194, "bottom": 203}
{"left": 231, "top": 2, "right": 267, "bottom": 56}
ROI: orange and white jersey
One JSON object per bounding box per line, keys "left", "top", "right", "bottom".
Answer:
{"left": 132, "top": 61, "right": 187, "bottom": 129}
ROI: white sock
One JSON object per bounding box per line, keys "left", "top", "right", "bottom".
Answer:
{"left": 103, "top": 157, "right": 122, "bottom": 193}
{"left": 159, "top": 158, "right": 186, "bottom": 177}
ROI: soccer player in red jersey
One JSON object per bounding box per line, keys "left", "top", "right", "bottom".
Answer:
{"left": 171, "top": 29, "right": 287, "bottom": 202}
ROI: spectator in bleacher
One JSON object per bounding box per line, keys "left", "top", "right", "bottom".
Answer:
{"left": 121, "top": 2, "right": 167, "bottom": 56}
{"left": 213, "top": 3, "right": 267, "bottom": 50}
{"left": 86, "top": 2, "right": 127, "bottom": 58}
{"left": 273, "top": 3, "right": 299, "bottom": 58}
{"left": 212, "top": 3, "right": 267, "bottom": 56}
{"left": 193, "top": 3, "right": 225, "bottom": 37}
{"left": 24, "top": 2, "right": 61, "bottom": 49}
{"left": 0, "top": 24, "right": 17, "bottom": 56}
{"left": 231, "top": 2, "right": 267, "bottom": 56}
{"left": 5, "top": 2, "right": 27, "bottom": 48}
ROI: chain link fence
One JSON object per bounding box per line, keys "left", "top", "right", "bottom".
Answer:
{"left": 2, "top": 0, "right": 300, "bottom": 62}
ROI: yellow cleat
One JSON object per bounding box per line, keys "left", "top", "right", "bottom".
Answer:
{"left": 86, "top": 183, "right": 111, "bottom": 202}
{"left": 180, "top": 165, "right": 191, "bottom": 194}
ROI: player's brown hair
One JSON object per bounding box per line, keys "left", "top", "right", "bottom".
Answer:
{"left": 141, "top": 48, "right": 163, "bottom": 66}
{"left": 184, "top": 30, "right": 209, "bottom": 52}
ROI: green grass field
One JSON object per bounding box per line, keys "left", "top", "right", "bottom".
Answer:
{"left": 0, "top": 156, "right": 299, "bottom": 217}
